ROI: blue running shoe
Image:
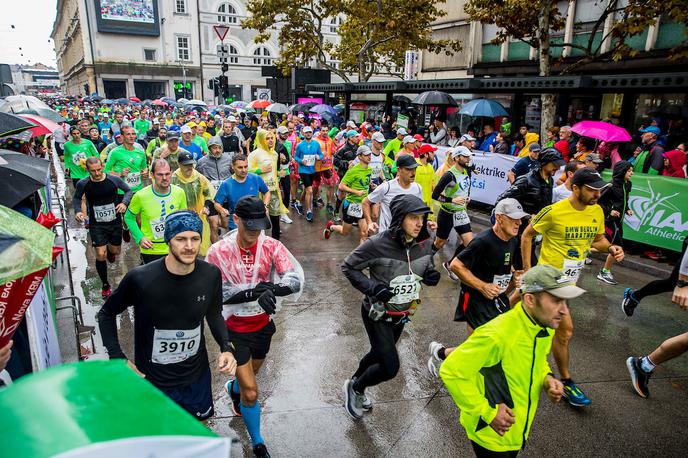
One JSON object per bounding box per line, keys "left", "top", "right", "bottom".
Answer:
{"left": 224, "top": 379, "right": 242, "bottom": 416}
{"left": 306, "top": 211, "right": 313, "bottom": 222}
{"left": 562, "top": 380, "right": 591, "bottom": 407}
{"left": 622, "top": 288, "right": 639, "bottom": 317}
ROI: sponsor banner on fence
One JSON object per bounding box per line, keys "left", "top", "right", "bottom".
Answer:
{"left": 602, "top": 171, "right": 687, "bottom": 252}
{"left": 25, "top": 273, "right": 61, "bottom": 370}
{"left": 435, "top": 147, "right": 517, "bottom": 205}
{"left": 0, "top": 267, "right": 50, "bottom": 348}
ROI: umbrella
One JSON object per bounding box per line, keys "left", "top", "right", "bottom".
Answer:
{"left": 0, "top": 204, "right": 56, "bottom": 285}
{"left": 115, "top": 98, "right": 130, "bottom": 105}
{"left": 571, "top": 121, "right": 632, "bottom": 142}
{"left": 0, "top": 113, "right": 37, "bottom": 138}
{"left": 91, "top": 95, "right": 103, "bottom": 102}
{"left": 0, "top": 131, "right": 32, "bottom": 150}
{"left": 229, "top": 101, "right": 247, "bottom": 109}
{"left": 459, "top": 98, "right": 509, "bottom": 117}
{"left": 151, "top": 99, "right": 168, "bottom": 107}
{"left": 14, "top": 107, "right": 65, "bottom": 124}
{"left": 0, "top": 150, "right": 51, "bottom": 207}
{"left": 17, "top": 114, "right": 62, "bottom": 137}
{"left": 248, "top": 100, "right": 271, "bottom": 109}
{"left": 291, "top": 102, "right": 317, "bottom": 114}
{"left": 129, "top": 96, "right": 141, "bottom": 103}
{"left": 393, "top": 95, "right": 412, "bottom": 104}
{"left": 101, "top": 99, "right": 114, "bottom": 105}
{"left": 411, "top": 91, "right": 458, "bottom": 107}
{"left": 266, "top": 103, "right": 289, "bottom": 114}
{"left": 309, "top": 104, "right": 337, "bottom": 116}
{"left": 177, "top": 98, "right": 189, "bottom": 104}
{"left": 187, "top": 99, "right": 207, "bottom": 106}
{"left": 333, "top": 104, "right": 345, "bottom": 113}
{"left": 0, "top": 95, "right": 51, "bottom": 113}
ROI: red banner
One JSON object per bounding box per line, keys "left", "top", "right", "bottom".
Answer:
{"left": 0, "top": 267, "right": 50, "bottom": 348}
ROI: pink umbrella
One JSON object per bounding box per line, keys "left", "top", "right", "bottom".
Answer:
{"left": 571, "top": 121, "right": 631, "bottom": 142}
{"left": 151, "top": 99, "right": 168, "bottom": 107}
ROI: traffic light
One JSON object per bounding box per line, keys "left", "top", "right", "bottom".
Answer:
{"left": 221, "top": 63, "right": 228, "bottom": 73}
{"left": 225, "top": 96, "right": 234, "bottom": 104}
{"left": 83, "top": 83, "right": 90, "bottom": 95}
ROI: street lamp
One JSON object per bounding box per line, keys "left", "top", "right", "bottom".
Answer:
{"left": 175, "top": 59, "right": 188, "bottom": 99}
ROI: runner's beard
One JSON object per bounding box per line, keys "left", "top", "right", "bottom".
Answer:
{"left": 169, "top": 245, "right": 198, "bottom": 265}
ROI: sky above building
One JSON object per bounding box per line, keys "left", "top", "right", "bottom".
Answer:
{"left": 0, "top": 0, "right": 58, "bottom": 67}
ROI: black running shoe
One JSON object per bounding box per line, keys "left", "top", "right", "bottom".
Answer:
{"left": 626, "top": 356, "right": 651, "bottom": 398}
{"left": 253, "top": 443, "right": 271, "bottom": 458}
{"left": 224, "top": 379, "right": 242, "bottom": 416}
{"left": 622, "top": 288, "right": 639, "bottom": 317}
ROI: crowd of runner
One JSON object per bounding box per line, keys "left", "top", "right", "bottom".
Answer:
{"left": 44, "top": 100, "right": 688, "bottom": 458}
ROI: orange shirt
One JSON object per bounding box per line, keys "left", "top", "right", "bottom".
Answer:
{"left": 315, "top": 135, "right": 334, "bottom": 171}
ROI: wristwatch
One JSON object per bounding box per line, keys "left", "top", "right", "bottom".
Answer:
{"left": 677, "top": 279, "right": 688, "bottom": 288}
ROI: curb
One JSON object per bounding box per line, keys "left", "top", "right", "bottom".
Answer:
{"left": 467, "top": 210, "right": 673, "bottom": 278}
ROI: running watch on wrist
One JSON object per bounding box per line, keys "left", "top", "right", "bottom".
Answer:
{"left": 677, "top": 279, "right": 688, "bottom": 288}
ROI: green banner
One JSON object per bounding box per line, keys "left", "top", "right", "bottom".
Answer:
{"left": 602, "top": 171, "right": 687, "bottom": 252}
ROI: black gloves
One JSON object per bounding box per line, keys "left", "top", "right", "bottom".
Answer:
{"left": 422, "top": 269, "right": 441, "bottom": 286}
{"left": 372, "top": 284, "right": 395, "bottom": 303}
{"left": 257, "top": 289, "right": 277, "bottom": 315}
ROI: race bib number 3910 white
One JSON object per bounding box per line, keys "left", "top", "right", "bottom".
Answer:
{"left": 151, "top": 325, "right": 201, "bottom": 364}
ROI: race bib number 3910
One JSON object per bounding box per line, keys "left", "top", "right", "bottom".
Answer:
{"left": 151, "top": 326, "right": 201, "bottom": 365}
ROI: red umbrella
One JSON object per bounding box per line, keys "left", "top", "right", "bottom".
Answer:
{"left": 17, "top": 114, "right": 62, "bottom": 137}
{"left": 129, "top": 96, "right": 141, "bottom": 103}
{"left": 571, "top": 121, "right": 631, "bottom": 142}
{"left": 248, "top": 99, "right": 271, "bottom": 109}
{"left": 151, "top": 99, "right": 168, "bottom": 107}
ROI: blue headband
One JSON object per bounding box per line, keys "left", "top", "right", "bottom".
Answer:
{"left": 164, "top": 210, "right": 203, "bottom": 243}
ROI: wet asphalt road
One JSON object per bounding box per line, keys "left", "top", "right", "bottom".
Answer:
{"left": 61, "top": 204, "right": 688, "bottom": 458}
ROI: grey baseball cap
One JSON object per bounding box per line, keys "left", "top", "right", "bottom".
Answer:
{"left": 276, "top": 126, "right": 289, "bottom": 135}
{"left": 521, "top": 265, "right": 586, "bottom": 299}
{"left": 372, "top": 132, "right": 386, "bottom": 143}
{"left": 494, "top": 198, "right": 529, "bottom": 219}
{"left": 357, "top": 145, "right": 372, "bottom": 156}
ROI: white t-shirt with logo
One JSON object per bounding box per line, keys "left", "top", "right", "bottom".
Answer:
{"left": 367, "top": 178, "right": 424, "bottom": 232}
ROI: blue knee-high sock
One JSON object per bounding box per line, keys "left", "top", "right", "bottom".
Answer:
{"left": 239, "top": 401, "right": 264, "bottom": 446}
{"left": 231, "top": 380, "right": 240, "bottom": 395}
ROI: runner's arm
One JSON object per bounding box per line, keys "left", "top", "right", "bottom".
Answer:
{"left": 110, "top": 175, "right": 133, "bottom": 206}
{"left": 520, "top": 224, "right": 538, "bottom": 271}
{"left": 72, "top": 178, "right": 87, "bottom": 214}
{"left": 124, "top": 209, "right": 145, "bottom": 244}
{"left": 96, "top": 273, "right": 135, "bottom": 360}
{"left": 205, "top": 270, "right": 235, "bottom": 355}
{"left": 341, "top": 239, "right": 383, "bottom": 295}
{"left": 431, "top": 172, "right": 454, "bottom": 202}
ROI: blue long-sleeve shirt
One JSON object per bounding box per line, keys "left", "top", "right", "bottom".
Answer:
{"left": 293, "top": 139, "right": 323, "bottom": 175}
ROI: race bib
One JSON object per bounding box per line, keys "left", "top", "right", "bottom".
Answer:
{"left": 347, "top": 202, "right": 363, "bottom": 219}
{"left": 211, "top": 180, "right": 222, "bottom": 189}
{"left": 73, "top": 152, "right": 86, "bottom": 166}
{"left": 93, "top": 203, "right": 116, "bottom": 223}
{"left": 371, "top": 162, "right": 383, "bottom": 176}
{"left": 303, "top": 155, "right": 316, "bottom": 166}
{"left": 388, "top": 274, "right": 421, "bottom": 305}
{"left": 493, "top": 273, "right": 513, "bottom": 294}
{"left": 453, "top": 210, "right": 470, "bottom": 226}
{"left": 562, "top": 259, "right": 584, "bottom": 283}
{"left": 124, "top": 171, "right": 141, "bottom": 188}
{"left": 151, "top": 325, "right": 201, "bottom": 364}
{"left": 149, "top": 218, "right": 166, "bottom": 240}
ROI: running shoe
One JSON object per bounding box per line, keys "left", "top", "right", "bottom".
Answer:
{"left": 306, "top": 211, "right": 313, "bottom": 222}
{"left": 621, "top": 288, "right": 639, "bottom": 317}
{"left": 224, "top": 379, "right": 242, "bottom": 416}
{"left": 122, "top": 228, "right": 131, "bottom": 243}
{"left": 443, "top": 261, "right": 459, "bottom": 282}
{"left": 643, "top": 250, "right": 661, "bottom": 261}
{"left": 427, "top": 341, "right": 444, "bottom": 378}
{"left": 101, "top": 284, "right": 112, "bottom": 299}
{"left": 84, "top": 219, "right": 90, "bottom": 229}
{"left": 317, "top": 197, "right": 325, "bottom": 207}
{"left": 106, "top": 249, "right": 117, "bottom": 264}
{"left": 596, "top": 270, "right": 618, "bottom": 285}
{"left": 294, "top": 202, "right": 304, "bottom": 216}
{"left": 280, "top": 214, "right": 293, "bottom": 224}
{"left": 562, "top": 380, "right": 591, "bottom": 407}
{"left": 252, "top": 443, "right": 271, "bottom": 458}
{"left": 324, "top": 221, "right": 334, "bottom": 240}
{"left": 333, "top": 215, "right": 342, "bottom": 223}
{"left": 351, "top": 377, "right": 372, "bottom": 411}
{"left": 343, "top": 378, "right": 363, "bottom": 420}
{"left": 326, "top": 204, "right": 334, "bottom": 215}
{"left": 626, "top": 356, "right": 652, "bottom": 398}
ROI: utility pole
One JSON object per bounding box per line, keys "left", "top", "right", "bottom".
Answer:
{"left": 213, "top": 24, "right": 230, "bottom": 103}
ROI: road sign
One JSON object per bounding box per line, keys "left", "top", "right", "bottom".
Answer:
{"left": 216, "top": 44, "right": 229, "bottom": 64}
{"left": 256, "top": 88, "right": 271, "bottom": 101}
{"left": 213, "top": 25, "right": 230, "bottom": 42}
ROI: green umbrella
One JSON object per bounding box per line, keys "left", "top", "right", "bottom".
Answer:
{"left": 0, "top": 205, "right": 55, "bottom": 285}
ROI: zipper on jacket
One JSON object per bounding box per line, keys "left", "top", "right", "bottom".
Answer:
{"left": 522, "top": 333, "right": 538, "bottom": 448}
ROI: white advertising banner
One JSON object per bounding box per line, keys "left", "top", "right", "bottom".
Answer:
{"left": 25, "top": 279, "right": 61, "bottom": 370}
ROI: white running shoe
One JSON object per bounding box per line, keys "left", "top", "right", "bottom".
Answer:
{"left": 280, "top": 214, "right": 293, "bottom": 224}
{"left": 427, "top": 341, "right": 444, "bottom": 378}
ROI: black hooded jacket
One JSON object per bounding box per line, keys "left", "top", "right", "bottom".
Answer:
{"left": 342, "top": 195, "right": 435, "bottom": 313}
{"left": 496, "top": 169, "right": 553, "bottom": 215}
{"left": 598, "top": 160, "right": 632, "bottom": 220}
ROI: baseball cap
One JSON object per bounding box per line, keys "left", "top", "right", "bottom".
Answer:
{"left": 537, "top": 148, "right": 566, "bottom": 166}
{"left": 585, "top": 153, "right": 603, "bottom": 164}
{"left": 521, "top": 264, "right": 586, "bottom": 299}
{"left": 297, "top": 113, "right": 305, "bottom": 119}
{"left": 234, "top": 195, "right": 271, "bottom": 230}
{"left": 69, "top": 125, "right": 80, "bottom": 133}
{"left": 166, "top": 131, "right": 179, "bottom": 140}
{"left": 180, "top": 125, "right": 192, "bottom": 134}
{"left": 152, "top": 118, "right": 160, "bottom": 125}
{"left": 494, "top": 198, "right": 529, "bottom": 219}
{"left": 640, "top": 126, "right": 660, "bottom": 135}
{"left": 302, "top": 126, "right": 313, "bottom": 133}
{"left": 198, "top": 121, "right": 206, "bottom": 127}
{"left": 178, "top": 151, "right": 196, "bottom": 165}
{"left": 345, "top": 130, "right": 358, "bottom": 139}
{"left": 207, "top": 136, "right": 222, "bottom": 148}
{"left": 571, "top": 168, "right": 610, "bottom": 190}
{"left": 227, "top": 115, "right": 237, "bottom": 122}
{"left": 396, "top": 127, "right": 408, "bottom": 136}
{"left": 187, "top": 121, "right": 197, "bottom": 128}
{"left": 451, "top": 146, "right": 473, "bottom": 157}
{"left": 357, "top": 145, "right": 372, "bottom": 156}
{"left": 396, "top": 154, "right": 419, "bottom": 169}
{"left": 103, "top": 113, "right": 109, "bottom": 117}
{"left": 418, "top": 144, "right": 438, "bottom": 155}
{"left": 346, "top": 120, "right": 357, "bottom": 129}
{"left": 413, "top": 134, "right": 424, "bottom": 142}
{"left": 371, "top": 132, "right": 386, "bottom": 143}
{"left": 276, "top": 126, "right": 289, "bottom": 135}
{"left": 529, "top": 143, "right": 542, "bottom": 153}
{"left": 402, "top": 135, "right": 416, "bottom": 145}
{"left": 460, "top": 134, "right": 476, "bottom": 142}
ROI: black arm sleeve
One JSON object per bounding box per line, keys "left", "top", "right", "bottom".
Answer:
{"left": 96, "top": 272, "right": 135, "bottom": 360}
{"left": 432, "top": 171, "right": 455, "bottom": 203}
{"left": 109, "top": 175, "right": 133, "bottom": 206}
{"left": 223, "top": 288, "right": 255, "bottom": 304}
{"left": 341, "top": 238, "right": 384, "bottom": 296}
{"left": 497, "top": 176, "right": 526, "bottom": 202}
{"left": 205, "top": 269, "right": 234, "bottom": 354}
{"left": 72, "top": 178, "right": 87, "bottom": 214}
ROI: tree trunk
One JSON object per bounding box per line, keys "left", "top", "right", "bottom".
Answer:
{"left": 538, "top": 1, "right": 556, "bottom": 141}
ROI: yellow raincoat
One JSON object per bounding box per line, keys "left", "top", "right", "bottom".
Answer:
{"left": 171, "top": 168, "right": 216, "bottom": 256}
{"left": 518, "top": 132, "right": 540, "bottom": 157}
{"left": 248, "top": 129, "right": 288, "bottom": 217}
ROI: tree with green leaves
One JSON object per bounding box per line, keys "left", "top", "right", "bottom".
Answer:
{"left": 465, "top": 0, "right": 687, "bottom": 136}
{"left": 243, "top": 0, "right": 462, "bottom": 82}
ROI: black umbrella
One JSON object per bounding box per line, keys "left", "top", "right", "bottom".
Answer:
{"left": 91, "top": 95, "right": 104, "bottom": 102}
{"left": 0, "top": 150, "right": 51, "bottom": 207}
{"left": 411, "top": 91, "right": 458, "bottom": 107}
{"left": 0, "top": 113, "right": 37, "bottom": 138}
{"left": 393, "top": 95, "right": 412, "bottom": 104}
{"left": 291, "top": 102, "right": 317, "bottom": 114}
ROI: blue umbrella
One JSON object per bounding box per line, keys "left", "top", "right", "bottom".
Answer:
{"left": 101, "top": 99, "right": 114, "bottom": 105}
{"left": 115, "top": 98, "right": 130, "bottom": 105}
{"left": 309, "top": 104, "right": 337, "bottom": 117}
{"left": 459, "top": 98, "right": 508, "bottom": 117}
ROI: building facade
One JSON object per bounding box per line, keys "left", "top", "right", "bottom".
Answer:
{"left": 52, "top": 0, "right": 202, "bottom": 100}
{"left": 9, "top": 64, "right": 60, "bottom": 95}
